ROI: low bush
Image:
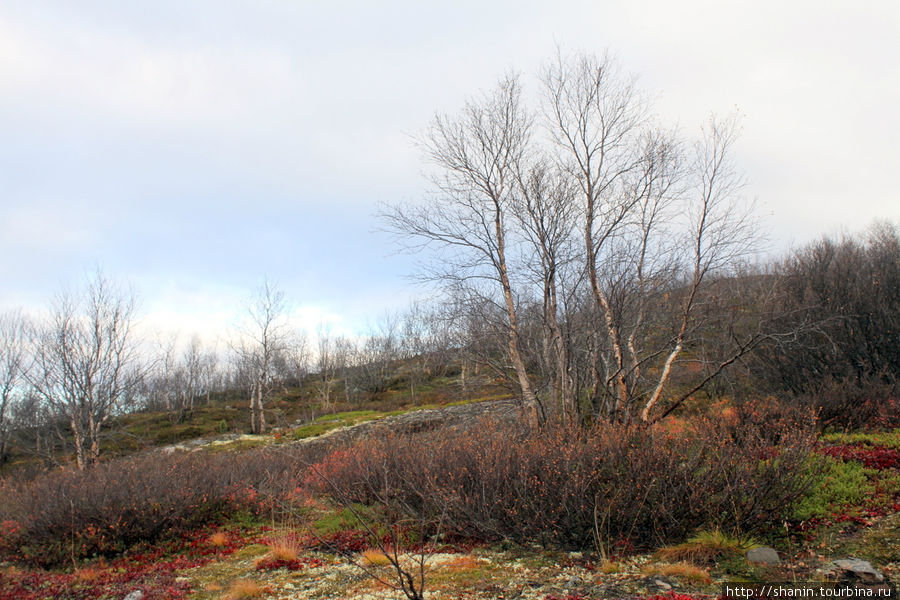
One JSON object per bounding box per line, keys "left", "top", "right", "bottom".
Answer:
{"left": 304, "top": 407, "right": 819, "bottom": 551}
{"left": 0, "top": 444, "right": 328, "bottom": 567}
{"left": 797, "top": 375, "right": 900, "bottom": 431}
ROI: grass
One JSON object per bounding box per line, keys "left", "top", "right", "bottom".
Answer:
{"left": 641, "top": 561, "right": 713, "bottom": 584}
{"left": 361, "top": 549, "right": 392, "bottom": 567}
{"left": 226, "top": 579, "right": 266, "bottom": 599}
{"left": 853, "top": 513, "right": 900, "bottom": 563}
{"left": 657, "top": 530, "right": 759, "bottom": 564}
{"left": 597, "top": 560, "right": 622, "bottom": 574}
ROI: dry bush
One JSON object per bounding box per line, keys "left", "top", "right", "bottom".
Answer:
{"left": 0, "top": 443, "right": 329, "bottom": 567}
{"left": 798, "top": 375, "right": 900, "bottom": 431}
{"left": 307, "top": 406, "right": 818, "bottom": 551}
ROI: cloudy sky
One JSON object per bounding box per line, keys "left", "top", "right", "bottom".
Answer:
{"left": 1, "top": 0, "right": 898, "bottom": 341}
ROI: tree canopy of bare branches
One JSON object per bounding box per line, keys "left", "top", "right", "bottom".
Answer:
{"left": 29, "top": 272, "right": 141, "bottom": 469}
{"left": 385, "top": 52, "right": 766, "bottom": 424}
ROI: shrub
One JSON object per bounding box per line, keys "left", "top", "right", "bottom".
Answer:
{"left": 305, "top": 408, "right": 819, "bottom": 551}
{"left": 0, "top": 443, "right": 329, "bottom": 567}
{"left": 798, "top": 376, "right": 900, "bottom": 431}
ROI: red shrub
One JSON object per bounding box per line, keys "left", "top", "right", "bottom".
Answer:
{"left": 818, "top": 444, "right": 900, "bottom": 470}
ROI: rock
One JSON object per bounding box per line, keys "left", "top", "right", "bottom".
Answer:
{"left": 564, "top": 576, "right": 583, "bottom": 589}
{"left": 639, "top": 576, "right": 675, "bottom": 592}
{"left": 827, "top": 558, "right": 884, "bottom": 583}
{"left": 746, "top": 546, "right": 781, "bottom": 566}
{"left": 123, "top": 591, "right": 144, "bottom": 600}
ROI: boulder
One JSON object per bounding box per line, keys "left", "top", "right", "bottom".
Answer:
{"left": 746, "top": 546, "right": 781, "bottom": 566}
{"left": 827, "top": 558, "right": 884, "bottom": 583}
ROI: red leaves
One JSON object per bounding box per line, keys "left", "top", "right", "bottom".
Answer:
{"left": 817, "top": 444, "right": 900, "bottom": 470}
{"left": 0, "top": 526, "right": 254, "bottom": 600}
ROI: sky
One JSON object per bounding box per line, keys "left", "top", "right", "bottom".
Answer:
{"left": 1, "top": 0, "right": 898, "bottom": 343}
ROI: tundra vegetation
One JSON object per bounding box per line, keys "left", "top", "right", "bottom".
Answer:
{"left": 0, "top": 53, "right": 897, "bottom": 600}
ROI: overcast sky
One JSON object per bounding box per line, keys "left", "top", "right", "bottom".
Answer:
{"left": 1, "top": 0, "right": 898, "bottom": 342}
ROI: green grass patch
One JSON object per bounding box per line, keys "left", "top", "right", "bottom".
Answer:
{"left": 820, "top": 430, "right": 900, "bottom": 450}
{"left": 792, "top": 456, "right": 874, "bottom": 521}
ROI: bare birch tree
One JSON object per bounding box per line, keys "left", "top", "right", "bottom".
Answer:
{"left": 30, "top": 272, "right": 140, "bottom": 469}
{"left": 383, "top": 76, "right": 541, "bottom": 422}
{"left": 236, "top": 279, "right": 288, "bottom": 434}
{"left": 388, "top": 52, "right": 766, "bottom": 425}
{"left": 0, "top": 310, "right": 30, "bottom": 464}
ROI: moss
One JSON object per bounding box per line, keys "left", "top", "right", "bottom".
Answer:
{"left": 233, "top": 544, "right": 270, "bottom": 559}
{"left": 312, "top": 504, "right": 383, "bottom": 536}
{"left": 291, "top": 422, "right": 341, "bottom": 440}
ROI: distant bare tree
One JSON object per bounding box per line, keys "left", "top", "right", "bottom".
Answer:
{"left": 30, "top": 272, "right": 141, "bottom": 469}
{"left": 0, "top": 310, "right": 30, "bottom": 464}
{"left": 236, "top": 279, "right": 289, "bottom": 434}
{"left": 315, "top": 325, "right": 339, "bottom": 409}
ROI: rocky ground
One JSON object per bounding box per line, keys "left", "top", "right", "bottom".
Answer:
{"left": 180, "top": 539, "right": 897, "bottom": 600}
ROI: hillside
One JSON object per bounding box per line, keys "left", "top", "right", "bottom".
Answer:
{"left": 1, "top": 392, "right": 898, "bottom": 600}
{"left": 0, "top": 361, "right": 512, "bottom": 476}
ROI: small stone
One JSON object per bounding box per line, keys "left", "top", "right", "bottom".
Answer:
{"left": 747, "top": 546, "right": 781, "bottom": 566}
{"left": 654, "top": 579, "right": 673, "bottom": 590}
{"left": 828, "top": 558, "right": 884, "bottom": 583}
{"left": 123, "top": 592, "right": 144, "bottom": 600}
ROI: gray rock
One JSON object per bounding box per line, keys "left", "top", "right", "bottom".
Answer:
{"left": 640, "top": 576, "right": 675, "bottom": 591}
{"left": 746, "top": 546, "right": 781, "bottom": 566}
{"left": 123, "top": 591, "right": 144, "bottom": 600}
{"left": 828, "top": 558, "right": 884, "bottom": 583}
